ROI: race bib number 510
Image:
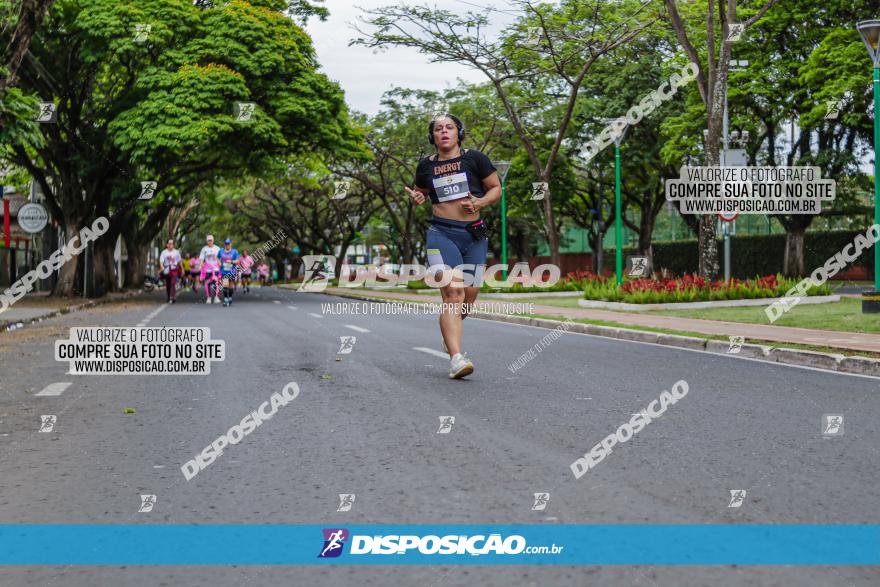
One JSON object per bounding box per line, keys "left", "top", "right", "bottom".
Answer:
{"left": 433, "top": 173, "right": 470, "bottom": 202}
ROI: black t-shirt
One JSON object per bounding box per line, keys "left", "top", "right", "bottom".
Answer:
{"left": 414, "top": 149, "right": 497, "bottom": 205}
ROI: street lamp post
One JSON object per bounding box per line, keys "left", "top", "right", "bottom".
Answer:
{"left": 601, "top": 119, "right": 628, "bottom": 286}
{"left": 615, "top": 142, "right": 623, "bottom": 285}
{"left": 857, "top": 19, "right": 880, "bottom": 312}
{"left": 494, "top": 160, "right": 512, "bottom": 281}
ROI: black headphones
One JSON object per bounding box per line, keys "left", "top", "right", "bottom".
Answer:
{"left": 427, "top": 113, "right": 465, "bottom": 146}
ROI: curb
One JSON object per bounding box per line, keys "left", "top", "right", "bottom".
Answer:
{"left": 318, "top": 290, "right": 880, "bottom": 378}
{"left": 1, "top": 290, "right": 144, "bottom": 333}
{"left": 577, "top": 294, "right": 840, "bottom": 311}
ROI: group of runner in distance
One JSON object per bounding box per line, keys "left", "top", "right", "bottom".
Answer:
{"left": 158, "top": 235, "right": 271, "bottom": 307}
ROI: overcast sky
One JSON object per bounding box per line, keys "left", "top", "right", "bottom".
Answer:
{"left": 305, "top": 0, "right": 520, "bottom": 116}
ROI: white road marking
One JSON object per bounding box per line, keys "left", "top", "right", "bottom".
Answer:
{"left": 500, "top": 320, "right": 880, "bottom": 381}
{"left": 414, "top": 347, "right": 449, "bottom": 359}
{"left": 35, "top": 382, "right": 72, "bottom": 397}
{"left": 308, "top": 313, "right": 323, "bottom": 318}
{"left": 287, "top": 305, "right": 298, "bottom": 310}
{"left": 136, "top": 304, "right": 167, "bottom": 327}
{"left": 273, "top": 300, "right": 281, "bottom": 304}
{"left": 344, "top": 325, "right": 370, "bottom": 333}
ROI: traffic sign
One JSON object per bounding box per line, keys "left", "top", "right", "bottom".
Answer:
{"left": 718, "top": 210, "right": 738, "bottom": 222}
{"left": 17, "top": 202, "right": 49, "bottom": 233}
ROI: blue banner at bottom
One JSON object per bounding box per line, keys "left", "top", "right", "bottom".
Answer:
{"left": 0, "top": 525, "right": 878, "bottom": 565}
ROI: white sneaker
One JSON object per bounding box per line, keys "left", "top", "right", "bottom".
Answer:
{"left": 449, "top": 353, "right": 474, "bottom": 379}
{"left": 205, "top": 298, "right": 211, "bottom": 304}
{"left": 213, "top": 296, "right": 220, "bottom": 304}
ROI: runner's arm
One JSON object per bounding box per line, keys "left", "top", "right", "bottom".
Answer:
{"left": 408, "top": 160, "right": 432, "bottom": 205}
{"left": 405, "top": 186, "right": 428, "bottom": 205}
{"left": 472, "top": 172, "right": 501, "bottom": 210}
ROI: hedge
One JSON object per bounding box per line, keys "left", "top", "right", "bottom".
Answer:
{"left": 610, "top": 230, "right": 874, "bottom": 280}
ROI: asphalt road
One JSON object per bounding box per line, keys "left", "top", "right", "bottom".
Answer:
{"left": 1, "top": 285, "right": 878, "bottom": 586}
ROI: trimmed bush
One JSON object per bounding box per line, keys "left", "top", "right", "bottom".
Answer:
{"left": 580, "top": 273, "right": 831, "bottom": 303}
{"left": 609, "top": 230, "right": 873, "bottom": 279}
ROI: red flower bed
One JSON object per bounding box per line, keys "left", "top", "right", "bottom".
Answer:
{"left": 620, "top": 274, "right": 780, "bottom": 294}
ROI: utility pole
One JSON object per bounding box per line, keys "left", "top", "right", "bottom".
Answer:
{"left": 721, "top": 58, "right": 749, "bottom": 282}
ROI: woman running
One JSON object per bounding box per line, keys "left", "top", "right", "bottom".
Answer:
{"left": 404, "top": 113, "right": 501, "bottom": 379}
{"left": 159, "top": 239, "right": 182, "bottom": 303}
{"left": 180, "top": 255, "right": 190, "bottom": 291}
{"left": 199, "top": 235, "right": 221, "bottom": 303}
{"left": 240, "top": 250, "right": 253, "bottom": 293}
{"left": 188, "top": 253, "right": 201, "bottom": 294}
{"left": 200, "top": 254, "right": 221, "bottom": 304}
{"left": 218, "top": 238, "right": 240, "bottom": 306}
{"left": 258, "top": 262, "right": 269, "bottom": 287}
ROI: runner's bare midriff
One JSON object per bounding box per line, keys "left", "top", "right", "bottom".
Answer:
{"left": 431, "top": 200, "right": 479, "bottom": 223}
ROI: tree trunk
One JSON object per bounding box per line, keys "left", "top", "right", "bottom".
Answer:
{"left": 638, "top": 209, "right": 655, "bottom": 271}
{"left": 334, "top": 241, "right": 350, "bottom": 279}
{"left": 400, "top": 225, "right": 414, "bottom": 264}
{"left": 783, "top": 228, "right": 805, "bottom": 277}
{"left": 698, "top": 217, "right": 719, "bottom": 278}
{"left": 93, "top": 238, "right": 117, "bottom": 296}
{"left": 542, "top": 182, "right": 560, "bottom": 268}
{"left": 92, "top": 221, "right": 122, "bottom": 296}
{"left": 124, "top": 232, "right": 147, "bottom": 288}
{"left": 511, "top": 231, "right": 528, "bottom": 264}
{"left": 53, "top": 219, "right": 80, "bottom": 297}
{"left": 700, "top": 73, "right": 726, "bottom": 279}
{"left": 290, "top": 257, "right": 303, "bottom": 279}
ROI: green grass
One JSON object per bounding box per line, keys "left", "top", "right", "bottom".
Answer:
{"left": 352, "top": 290, "right": 880, "bottom": 334}
{"left": 322, "top": 290, "right": 879, "bottom": 358}
{"left": 644, "top": 297, "right": 880, "bottom": 333}
{"left": 485, "top": 295, "right": 880, "bottom": 335}
{"left": 520, "top": 296, "right": 586, "bottom": 309}
{"left": 526, "top": 313, "right": 880, "bottom": 360}
{"left": 342, "top": 291, "right": 880, "bottom": 334}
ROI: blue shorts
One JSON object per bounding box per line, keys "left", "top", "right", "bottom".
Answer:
{"left": 426, "top": 218, "right": 488, "bottom": 279}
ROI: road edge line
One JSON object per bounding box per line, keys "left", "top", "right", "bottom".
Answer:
{"left": 317, "top": 290, "right": 880, "bottom": 379}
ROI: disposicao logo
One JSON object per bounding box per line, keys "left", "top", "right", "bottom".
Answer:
{"left": 319, "top": 528, "right": 349, "bottom": 558}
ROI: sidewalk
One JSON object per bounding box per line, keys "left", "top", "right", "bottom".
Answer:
{"left": 0, "top": 290, "right": 143, "bottom": 331}
{"left": 321, "top": 287, "right": 880, "bottom": 355}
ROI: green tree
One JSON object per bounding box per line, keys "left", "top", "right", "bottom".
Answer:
{"left": 573, "top": 32, "right": 690, "bottom": 271}
{"left": 0, "top": 0, "right": 56, "bottom": 94}
{"left": 5, "top": 0, "right": 359, "bottom": 296}
{"left": 662, "top": 0, "right": 874, "bottom": 277}
{"left": 352, "top": 0, "right": 657, "bottom": 269}
{"left": 232, "top": 160, "right": 382, "bottom": 278}
{"left": 335, "top": 85, "right": 521, "bottom": 266}
{"left": 664, "top": 0, "right": 782, "bottom": 278}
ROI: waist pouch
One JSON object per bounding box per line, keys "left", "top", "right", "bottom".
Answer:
{"left": 431, "top": 218, "right": 489, "bottom": 241}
